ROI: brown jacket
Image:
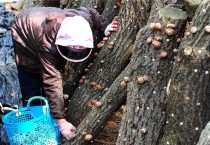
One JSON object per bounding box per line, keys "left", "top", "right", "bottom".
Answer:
{"left": 12, "top": 7, "right": 108, "bottom": 118}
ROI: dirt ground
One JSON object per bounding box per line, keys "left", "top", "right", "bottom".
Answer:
{"left": 2, "top": 2, "right": 123, "bottom": 145}
{"left": 91, "top": 108, "right": 123, "bottom": 145}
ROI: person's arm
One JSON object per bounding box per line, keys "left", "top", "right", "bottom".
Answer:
{"left": 85, "top": 7, "right": 118, "bottom": 36}
{"left": 38, "top": 10, "right": 78, "bottom": 140}
{"left": 39, "top": 46, "right": 65, "bottom": 119}
{"left": 38, "top": 10, "right": 68, "bottom": 119}
{"left": 89, "top": 8, "right": 109, "bottom": 33}
{"left": 39, "top": 48, "right": 77, "bottom": 140}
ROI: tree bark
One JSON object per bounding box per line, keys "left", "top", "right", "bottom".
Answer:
{"left": 2, "top": 0, "right": 210, "bottom": 145}
{"left": 80, "top": 0, "right": 107, "bottom": 14}
{"left": 160, "top": 0, "right": 210, "bottom": 144}
{"left": 64, "top": 66, "right": 129, "bottom": 145}
{"left": 62, "top": 0, "right": 120, "bottom": 97}
{"left": 12, "top": 0, "right": 42, "bottom": 11}
{"left": 61, "top": 0, "right": 152, "bottom": 144}
{"left": 197, "top": 121, "right": 210, "bottom": 145}
{"left": 65, "top": 0, "right": 142, "bottom": 126}
{"left": 60, "top": 0, "right": 81, "bottom": 9}
{"left": 101, "top": 0, "right": 121, "bottom": 22}
{"left": 116, "top": 0, "right": 187, "bottom": 145}
{"left": 12, "top": 0, "right": 60, "bottom": 11}
{"left": 42, "top": 0, "right": 60, "bottom": 7}
{"left": 184, "top": 0, "right": 202, "bottom": 20}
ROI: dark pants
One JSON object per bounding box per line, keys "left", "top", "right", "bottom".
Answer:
{"left": 12, "top": 35, "right": 45, "bottom": 106}
{"left": 17, "top": 66, "right": 45, "bottom": 107}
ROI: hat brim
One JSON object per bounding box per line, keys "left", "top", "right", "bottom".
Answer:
{"left": 56, "top": 45, "right": 92, "bottom": 62}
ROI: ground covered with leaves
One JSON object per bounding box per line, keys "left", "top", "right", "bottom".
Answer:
{"left": 92, "top": 107, "right": 123, "bottom": 145}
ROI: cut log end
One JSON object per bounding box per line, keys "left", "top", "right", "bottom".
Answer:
{"left": 159, "top": 7, "right": 188, "bottom": 21}
{"left": 186, "top": 0, "right": 202, "bottom": 6}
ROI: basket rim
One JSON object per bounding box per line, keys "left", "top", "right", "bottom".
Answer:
{"left": 2, "top": 107, "right": 52, "bottom": 125}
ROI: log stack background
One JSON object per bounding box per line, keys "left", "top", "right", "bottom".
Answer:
{"left": 1, "top": 0, "right": 210, "bottom": 145}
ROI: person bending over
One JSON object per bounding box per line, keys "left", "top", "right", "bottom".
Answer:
{"left": 11, "top": 6, "right": 117, "bottom": 140}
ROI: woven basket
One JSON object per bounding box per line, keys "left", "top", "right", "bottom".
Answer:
{"left": 2, "top": 96, "right": 60, "bottom": 145}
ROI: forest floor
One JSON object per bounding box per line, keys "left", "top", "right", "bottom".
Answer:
{"left": 91, "top": 107, "right": 123, "bottom": 145}
{"left": 3, "top": 1, "right": 123, "bottom": 145}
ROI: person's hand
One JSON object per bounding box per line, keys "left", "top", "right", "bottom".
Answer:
{"left": 104, "top": 16, "right": 118, "bottom": 36}
{"left": 58, "top": 121, "right": 76, "bottom": 140}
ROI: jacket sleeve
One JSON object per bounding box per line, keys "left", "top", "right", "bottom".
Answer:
{"left": 38, "top": 12, "right": 67, "bottom": 119}
{"left": 39, "top": 45, "right": 66, "bottom": 119}
{"left": 80, "top": 7, "right": 109, "bottom": 33}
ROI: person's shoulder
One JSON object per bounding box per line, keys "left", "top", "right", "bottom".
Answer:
{"left": 45, "top": 8, "right": 71, "bottom": 22}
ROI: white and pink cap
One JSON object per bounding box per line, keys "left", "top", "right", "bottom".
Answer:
{"left": 55, "top": 16, "right": 93, "bottom": 62}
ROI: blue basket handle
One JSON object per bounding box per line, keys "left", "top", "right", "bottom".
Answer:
{"left": 26, "top": 96, "right": 49, "bottom": 109}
